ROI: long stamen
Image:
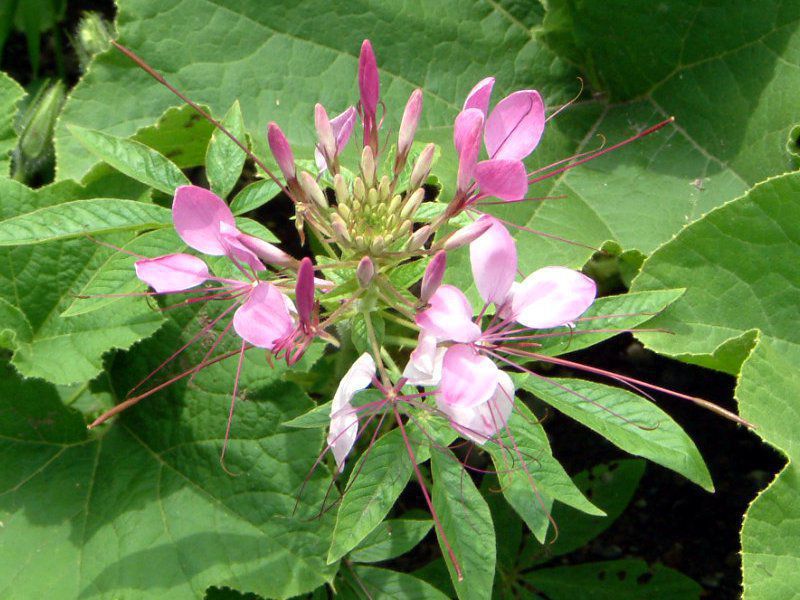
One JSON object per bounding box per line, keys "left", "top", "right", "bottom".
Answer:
{"left": 219, "top": 339, "right": 248, "bottom": 476}
{"left": 528, "top": 118, "right": 675, "bottom": 185}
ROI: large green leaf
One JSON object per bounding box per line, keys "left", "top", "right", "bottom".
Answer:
{"left": 521, "top": 376, "right": 712, "bottom": 490}
{"left": 0, "top": 323, "right": 336, "bottom": 599}
{"left": 632, "top": 171, "right": 800, "bottom": 599}
{"left": 206, "top": 100, "right": 247, "bottom": 199}
{"left": 431, "top": 449, "right": 495, "bottom": 600}
{"left": 0, "top": 178, "right": 164, "bottom": 384}
{"left": 351, "top": 566, "right": 450, "bottom": 600}
{"left": 350, "top": 518, "right": 433, "bottom": 564}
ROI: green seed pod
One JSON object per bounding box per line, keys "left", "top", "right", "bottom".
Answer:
{"left": 13, "top": 80, "right": 65, "bottom": 182}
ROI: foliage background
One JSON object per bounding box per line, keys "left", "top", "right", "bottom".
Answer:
{"left": 0, "top": 0, "right": 797, "bottom": 598}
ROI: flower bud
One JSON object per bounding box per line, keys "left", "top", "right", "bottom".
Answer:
{"left": 409, "top": 143, "right": 435, "bottom": 189}
{"left": 331, "top": 213, "right": 351, "bottom": 243}
{"left": 419, "top": 250, "right": 446, "bottom": 305}
{"left": 358, "top": 40, "right": 379, "bottom": 116}
{"left": 267, "top": 122, "right": 296, "bottom": 182}
{"left": 314, "top": 103, "right": 337, "bottom": 166}
{"left": 295, "top": 257, "right": 315, "bottom": 328}
{"left": 334, "top": 174, "right": 350, "bottom": 205}
{"left": 400, "top": 188, "right": 424, "bottom": 220}
{"left": 397, "top": 89, "right": 423, "bottom": 163}
{"left": 356, "top": 256, "right": 375, "bottom": 288}
{"left": 406, "top": 225, "right": 433, "bottom": 251}
{"left": 361, "top": 145, "right": 376, "bottom": 188}
{"left": 353, "top": 177, "right": 366, "bottom": 202}
{"left": 299, "top": 171, "right": 328, "bottom": 210}
{"left": 442, "top": 216, "right": 493, "bottom": 250}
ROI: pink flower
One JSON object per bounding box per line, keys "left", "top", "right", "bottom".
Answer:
{"left": 358, "top": 39, "right": 380, "bottom": 152}
{"left": 454, "top": 78, "right": 546, "bottom": 202}
{"left": 328, "top": 353, "right": 376, "bottom": 471}
{"left": 406, "top": 217, "right": 596, "bottom": 443}
{"left": 134, "top": 185, "right": 298, "bottom": 351}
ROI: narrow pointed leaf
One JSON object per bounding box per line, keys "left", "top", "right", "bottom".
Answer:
{"left": 68, "top": 124, "right": 189, "bottom": 194}
{"left": 431, "top": 448, "right": 495, "bottom": 600}
{"left": 350, "top": 518, "right": 433, "bottom": 563}
{"left": 205, "top": 100, "right": 247, "bottom": 199}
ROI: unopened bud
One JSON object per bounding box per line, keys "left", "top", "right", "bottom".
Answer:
{"left": 299, "top": 171, "right": 328, "bottom": 210}
{"left": 337, "top": 202, "right": 352, "bottom": 222}
{"left": 367, "top": 187, "right": 379, "bottom": 207}
{"left": 387, "top": 194, "right": 402, "bottom": 215}
{"left": 378, "top": 176, "right": 390, "bottom": 201}
{"left": 361, "top": 146, "right": 376, "bottom": 188}
{"left": 400, "top": 188, "right": 424, "bottom": 220}
{"left": 397, "top": 89, "right": 423, "bottom": 165}
{"left": 16, "top": 81, "right": 65, "bottom": 177}
{"left": 267, "top": 122, "right": 296, "bottom": 182}
{"left": 409, "top": 143, "right": 435, "bottom": 189}
{"left": 420, "top": 250, "right": 446, "bottom": 305}
{"left": 330, "top": 213, "right": 351, "bottom": 243}
{"left": 356, "top": 256, "right": 375, "bottom": 287}
{"left": 334, "top": 174, "right": 349, "bottom": 204}
{"left": 358, "top": 40, "right": 380, "bottom": 116}
{"left": 353, "top": 177, "right": 366, "bottom": 202}
{"left": 314, "top": 103, "right": 337, "bottom": 166}
{"left": 371, "top": 236, "right": 386, "bottom": 254}
{"left": 295, "top": 257, "right": 315, "bottom": 327}
{"left": 397, "top": 219, "right": 412, "bottom": 239}
{"left": 407, "top": 225, "right": 433, "bottom": 251}
{"left": 75, "top": 12, "right": 113, "bottom": 72}
{"left": 442, "top": 216, "right": 493, "bottom": 251}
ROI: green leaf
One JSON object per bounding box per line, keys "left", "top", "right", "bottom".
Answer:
{"left": 630, "top": 172, "right": 800, "bottom": 599}
{"left": 0, "top": 328, "right": 336, "bottom": 599}
{"left": 282, "top": 400, "right": 333, "bottom": 429}
{"left": 352, "top": 566, "right": 450, "bottom": 600}
{"left": 0, "top": 70, "right": 25, "bottom": 176}
{"left": 350, "top": 518, "right": 433, "bottom": 563}
{"left": 206, "top": 101, "right": 247, "bottom": 199}
{"left": 519, "top": 459, "right": 646, "bottom": 567}
{"left": 521, "top": 376, "right": 712, "bottom": 490}
{"left": 230, "top": 179, "right": 280, "bottom": 215}
{"left": 522, "top": 559, "right": 702, "bottom": 600}
{"left": 431, "top": 448, "right": 495, "bottom": 600}
{"left": 633, "top": 173, "right": 800, "bottom": 373}
{"left": 327, "top": 427, "right": 414, "bottom": 564}
{"left": 0, "top": 198, "right": 171, "bottom": 246}
{"left": 69, "top": 124, "right": 190, "bottom": 194}
{"left": 133, "top": 104, "right": 215, "bottom": 170}
{"left": 487, "top": 402, "right": 602, "bottom": 544}
{"left": 535, "top": 289, "right": 685, "bottom": 357}
{"left": 0, "top": 178, "right": 165, "bottom": 384}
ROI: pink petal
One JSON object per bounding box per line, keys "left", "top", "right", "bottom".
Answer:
{"left": 219, "top": 222, "right": 266, "bottom": 272}
{"left": 314, "top": 103, "right": 337, "bottom": 164}
{"left": 470, "top": 217, "right": 517, "bottom": 306}
{"left": 484, "top": 90, "right": 545, "bottom": 161}
{"left": 454, "top": 109, "right": 484, "bottom": 192}
{"left": 474, "top": 158, "right": 529, "bottom": 201}
{"left": 237, "top": 233, "right": 295, "bottom": 267}
{"left": 328, "top": 353, "right": 376, "bottom": 471}
{"left": 415, "top": 285, "right": 481, "bottom": 343}
{"left": 463, "top": 77, "right": 495, "bottom": 116}
{"left": 402, "top": 332, "right": 446, "bottom": 386}
{"left": 314, "top": 106, "right": 356, "bottom": 172}
{"left": 358, "top": 40, "right": 380, "bottom": 115}
{"left": 232, "top": 282, "right": 295, "bottom": 349}
{"left": 439, "top": 344, "right": 499, "bottom": 408}
{"left": 438, "top": 370, "right": 514, "bottom": 444}
{"left": 172, "top": 185, "right": 236, "bottom": 255}
{"left": 134, "top": 253, "right": 210, "bottom": 293}
{"left": 442, "top": 214, "right": 494, "bottom": 251}
{"left": 511, "top": 266, "right": 597, "bottom": 328}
